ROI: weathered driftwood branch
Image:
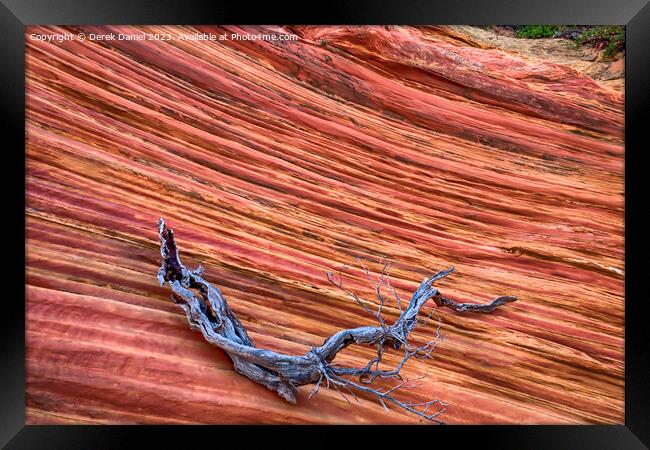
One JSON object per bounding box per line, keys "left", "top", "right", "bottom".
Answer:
{"left": 156, "top": 218, "right": 517, "bottom": 422}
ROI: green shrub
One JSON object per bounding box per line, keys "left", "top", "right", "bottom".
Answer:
{"left": 575, "top": 26, "right": 625, "bottom": 57}
{"left": 515, "top": 25, "right": 560, "bottom": 39}
{"left": 508, "top": 24, "right": 625, "bottom": 57}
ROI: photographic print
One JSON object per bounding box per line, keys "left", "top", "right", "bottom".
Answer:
{"left": 25, "top": 25, "right": 624, "bottom": 425}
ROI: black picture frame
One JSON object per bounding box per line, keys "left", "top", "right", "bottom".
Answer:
{"left": 2, "top": 1, "right": 648, "bottom": 448}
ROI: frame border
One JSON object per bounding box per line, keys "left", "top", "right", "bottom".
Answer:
{"left": 3, "top": 1, "right": 648, "bottom": 448}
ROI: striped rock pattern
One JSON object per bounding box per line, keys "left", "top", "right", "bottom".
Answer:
{"left": 26, "top": 25, "right": 624, "bottom": 424}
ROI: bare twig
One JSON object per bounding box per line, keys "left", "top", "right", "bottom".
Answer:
{"left": 156, "top": 218, "right": 517, "bottom": 422}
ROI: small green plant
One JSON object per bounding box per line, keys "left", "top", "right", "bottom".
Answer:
{"left": 515, "top": 25, "right": 560, "bottom": 39}
{"left": 507, "top": 25, "right": 625, "bottom": 57}
{"left": 575, "top": 26, "right": 625, "bottom": 57}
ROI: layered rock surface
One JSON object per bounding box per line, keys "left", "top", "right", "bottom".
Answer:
{"left": 26, "top": 25, "right": 624, "bottom": 424}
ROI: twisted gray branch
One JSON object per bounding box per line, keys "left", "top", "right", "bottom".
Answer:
{"left": 156, "top": 218, "right": 517, "bottom": 422}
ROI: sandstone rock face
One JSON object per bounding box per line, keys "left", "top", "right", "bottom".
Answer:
{"left": 26, "top": 25, "right": 624, "bottom": 424}
{"left": 449, "top": 26, "right": 626, "bottom": 92}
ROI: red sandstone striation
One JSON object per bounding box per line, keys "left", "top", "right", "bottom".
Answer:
{"left": 26, "top": 25, "right": 624, "bottom": 424}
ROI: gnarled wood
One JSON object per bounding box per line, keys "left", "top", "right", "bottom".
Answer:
{"left": 157, "top": 218, "right": 516, "bottom": 422}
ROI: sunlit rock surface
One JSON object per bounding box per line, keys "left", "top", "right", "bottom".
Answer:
{"left": 26, "top": 25, "right": 624, "bottom": 424}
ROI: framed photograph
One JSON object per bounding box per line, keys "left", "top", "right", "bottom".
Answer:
{"left": 2, "top": 0, "right": 648, "bottom": 448}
